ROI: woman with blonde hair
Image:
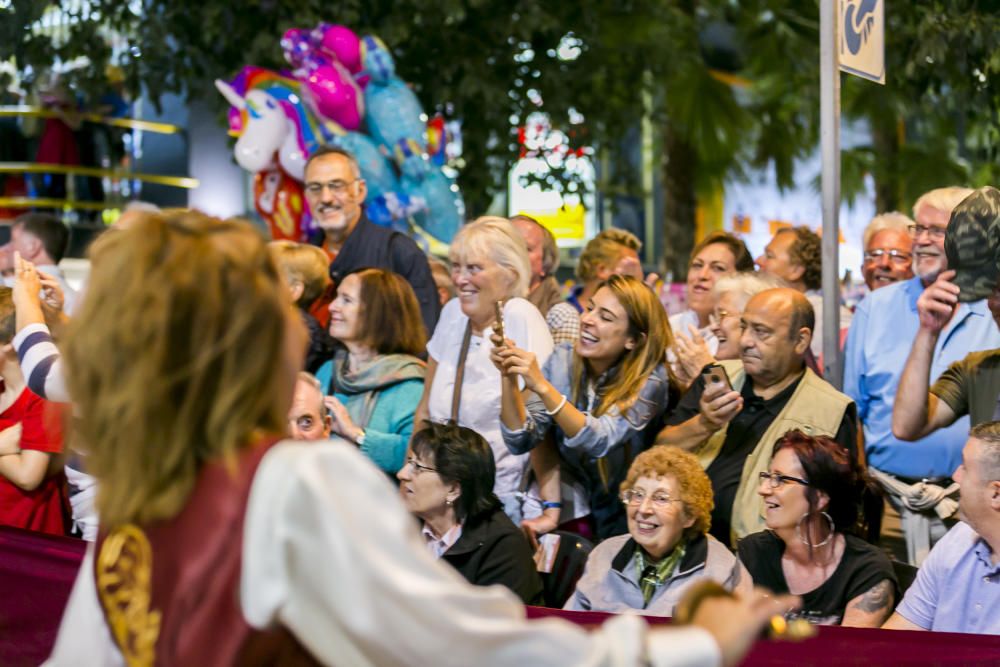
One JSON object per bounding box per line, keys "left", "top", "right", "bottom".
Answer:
{"left": 496, "top": 274, "right": 675, "bottom": 539}
{"left": 414, "top": 216, "right": 554, "bottom": 523}
{"left": 268, "top": 240, "right": 336, "bottom": 372}
{"left": 566, "top": 446, "right": 750, "bottom": 615}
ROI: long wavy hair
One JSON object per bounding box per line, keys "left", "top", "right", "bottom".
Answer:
{"left": 63, "top": 210, "right": 297, "bottom": 528}
{"left": 570, "top": 274, "right": 673, "bottom": 417}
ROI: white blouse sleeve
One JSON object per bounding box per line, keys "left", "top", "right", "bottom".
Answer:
{"left": 241, "top": 441, "right": 720, "bottom": 667}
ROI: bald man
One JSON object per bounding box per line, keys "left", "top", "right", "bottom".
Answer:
{"left": 658, "top": 288, "right": 858, "bottom": 546}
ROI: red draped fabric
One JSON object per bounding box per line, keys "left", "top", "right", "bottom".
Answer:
{"left": 526, "top": 606, "right": 1000, "bottom": 665}
{"left": 5, "top": 524, "right": 1000, "bottom": 667}
{"left": 0, "top": 526, "right": 86, "bottom": 667}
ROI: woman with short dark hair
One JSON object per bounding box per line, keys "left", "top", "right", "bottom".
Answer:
{"left": 397, "top": 421, "right": 543, "bottom": 604}
{"left": 316, "top": 268, "right": 426, "bottom": 473}
{"left": 738, "top": 430, "right": 897, "bottom": 627}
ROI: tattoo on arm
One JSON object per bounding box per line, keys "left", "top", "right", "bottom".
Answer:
{"left": 852, "top": 579, "right": 894, "bottom": 614}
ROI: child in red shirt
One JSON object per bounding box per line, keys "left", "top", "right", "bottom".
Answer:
{"left": 0, "top": 286, "right": 66, "bottom": 535}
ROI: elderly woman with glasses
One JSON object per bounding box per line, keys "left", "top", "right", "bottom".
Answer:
{"left": 397, "top": 421, "right": 543, "bottom": 604}
{"left": 564, "top": 447, "right": 750, "bottom": 615}
{"left": 670, "top": 272, "right": 782, "bottom": 385}
{"left": 738, "top": 430, "right": 897, "bottom": 627}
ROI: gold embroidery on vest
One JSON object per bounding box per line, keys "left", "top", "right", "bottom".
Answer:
{"left": 96, "top": 524, "right": 161, "bottom": 666}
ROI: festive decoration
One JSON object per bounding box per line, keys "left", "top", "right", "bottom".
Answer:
{"left": 216, "top": 25, "right": 463, "bottom": 247}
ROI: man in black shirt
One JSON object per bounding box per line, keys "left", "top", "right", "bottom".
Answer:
{"left": 657, "top": 288, "right": 857, "bottom": 546}
{"left": 303, "top": 146, "right": 440, "bottom": 335}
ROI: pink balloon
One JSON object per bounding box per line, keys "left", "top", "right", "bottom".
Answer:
{"left": 304, "top": 63, "right": 362, "bottom": 130}
{"left": 313, "top": 24, "right": 362, "bottom": 74}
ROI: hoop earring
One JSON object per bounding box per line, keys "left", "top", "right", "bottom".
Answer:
{"left": 796, "top": 511, "right": 834, "bottom": 548}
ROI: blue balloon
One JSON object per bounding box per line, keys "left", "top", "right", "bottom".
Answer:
{"left": 361, "top": 36, "right": 427, "bottom": 154}
{"left": 398, "top": 153, "right": 464, "bottom": 244}
{"left": 328, "top": 131, "right": 399, "bottom": 199}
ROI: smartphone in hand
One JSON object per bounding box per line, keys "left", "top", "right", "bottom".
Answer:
{"left": 701, "top": 363, "right": 733, "bottom": 392}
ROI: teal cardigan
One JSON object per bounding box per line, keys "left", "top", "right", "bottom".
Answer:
{"left": 316, "top": 361, "right": 423, "bottom": 473}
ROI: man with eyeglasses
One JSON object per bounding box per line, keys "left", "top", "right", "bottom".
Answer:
{"left": 303, "top": 145, "right": 440, "bottom": 334}
{"left": 859, "top": 212, "right": 914, "bottom": 292}
{"left": 846, "top": 186, "right": 997, "bottom": 566}
{"left": 657, "top": 287, "right": 857, "bottom": 547}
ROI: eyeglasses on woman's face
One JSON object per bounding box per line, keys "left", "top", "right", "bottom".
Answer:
{"left": 758, "top": 471, "right": 810, "bottom": 489}
{"left": 404, "top": 456, "right": 437, "bottom": 476}
{"left": 620, "top": 488, "right": 682, "bottom": 508}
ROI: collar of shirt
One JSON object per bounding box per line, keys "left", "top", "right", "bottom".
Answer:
{"left": 422, "top": 522, "right": 464, "bottom": 559}
{"left": 972, "top": 539, "right": 1000, "bottom": 575}
{"left": 740, "top": 371, "right": 804, "bottom": 415}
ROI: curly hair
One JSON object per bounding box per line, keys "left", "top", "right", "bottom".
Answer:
{"left": 779, "top": 227, "right": 822, "bottom": 291}
{"left": 621, "top": 446, "right": 713, "bottom": 541}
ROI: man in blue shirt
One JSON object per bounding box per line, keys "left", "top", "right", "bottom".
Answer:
{"left": 884, "top": 422, "right": 1000, "bottom": 634}
{"left": 844, "top": 186, "right": 992, "bottom": 565}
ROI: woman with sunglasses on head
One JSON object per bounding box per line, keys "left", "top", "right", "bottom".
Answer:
{"left": 566, "top": 447, "right": 750, "bottom": 615}
{"left": 496, "top": 274, "right": 675, "bottom": 541}
{"left": 737, "top": 430, "right": 897, "bottom": 628}
{"left": 397, "top": 421, "right": 542, "bottom": 604}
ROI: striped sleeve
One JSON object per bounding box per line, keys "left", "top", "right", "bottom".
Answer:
{"left": 13, "top": 323, "right": 69, "bottom": 402}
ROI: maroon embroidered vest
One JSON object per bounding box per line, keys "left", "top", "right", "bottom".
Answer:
{"left": 94, "top": 438, "right": 319, "bottom": 666}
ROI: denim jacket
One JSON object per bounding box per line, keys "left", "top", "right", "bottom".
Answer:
{"left": 501, "top": 343, "right": 673, "bottom": 537}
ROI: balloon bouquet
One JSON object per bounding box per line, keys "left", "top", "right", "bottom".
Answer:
{"left": 216, "top": 23, "right": 463, "bottom": 251}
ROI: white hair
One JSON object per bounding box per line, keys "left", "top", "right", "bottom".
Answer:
{"left": 913, "top": 187, "right": 974, "bottom": 220}
{"left": 713, "top": 272, "right": 783, "bottom": 312}
{"left": 862, "top": 212, "right": 913, "bottom": 249}
{"left": 449, "top": 216, "right": 531, "bottom": 298}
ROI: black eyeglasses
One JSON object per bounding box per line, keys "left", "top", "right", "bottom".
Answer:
{"left": 758, "top": 471, "right": 810, "bottom": 489}
{"left": 405, "top": 456, "right": 437, "bottom": 475}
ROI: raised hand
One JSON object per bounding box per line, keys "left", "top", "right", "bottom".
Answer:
{"left": 916, "top": 270, "right": 959, "bottom": 335}
{"left": 698, "top": 379, "right": 742, "bottom": 431}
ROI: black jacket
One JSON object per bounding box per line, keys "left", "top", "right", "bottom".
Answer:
{"left": 442, "top": 505, "right": 543, "bottom": 605}
{"left": 327, "top": 213, "right": 440, "bottom": 335}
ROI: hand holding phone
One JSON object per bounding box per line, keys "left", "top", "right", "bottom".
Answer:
{"left": 701, "top": 363, "right": 733, "bottom": 392}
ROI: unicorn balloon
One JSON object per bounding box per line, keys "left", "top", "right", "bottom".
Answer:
{"left": 216, "top": 66, "right": 396, "bottom": 196}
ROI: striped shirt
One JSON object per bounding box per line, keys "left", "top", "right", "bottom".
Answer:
{"left": 13, "top": 323, "right": 68, "bottom": 402}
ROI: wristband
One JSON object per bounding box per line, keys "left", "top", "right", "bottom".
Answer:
{"left": 541, "top": 501, "right": 562, "bottom": 510}
{"left": 545, "top": 394, "right": 568, "bottom": 417}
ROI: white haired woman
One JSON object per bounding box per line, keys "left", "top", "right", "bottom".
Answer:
{"left": 672, "top": 272, "right": 781, "bottom": 381}
{"left": 414, "top": 217, "right": 554, "bottom": 522}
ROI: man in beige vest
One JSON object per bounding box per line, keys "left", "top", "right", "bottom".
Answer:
{"left": 657, "top": 288, "right": 858, "bottom": 546}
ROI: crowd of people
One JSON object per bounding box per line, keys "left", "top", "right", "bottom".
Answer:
{"left": 0, "top": 144, "right": 998, "bottom": 665}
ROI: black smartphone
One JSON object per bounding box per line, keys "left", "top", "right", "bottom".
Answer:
{"left": 701, "top": 363, "right": 733, "bottom": 392}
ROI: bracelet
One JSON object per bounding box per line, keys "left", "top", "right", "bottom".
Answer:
{"left": 545, "top": 394, "right": 568, "bottom": 417}
{"left": 541, "top": 501, "right": 563, "bottom": 510}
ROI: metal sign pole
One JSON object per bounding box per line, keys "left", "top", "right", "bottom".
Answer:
{"left": 821, "top": 0, "right": 842, "bottom": 388}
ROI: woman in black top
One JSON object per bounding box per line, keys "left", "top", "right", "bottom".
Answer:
{"left": 397, "top": 421, "right": 543, "bottom": 604}
{"left": 738, "top": 430, "right": 896, "bottom": 627}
